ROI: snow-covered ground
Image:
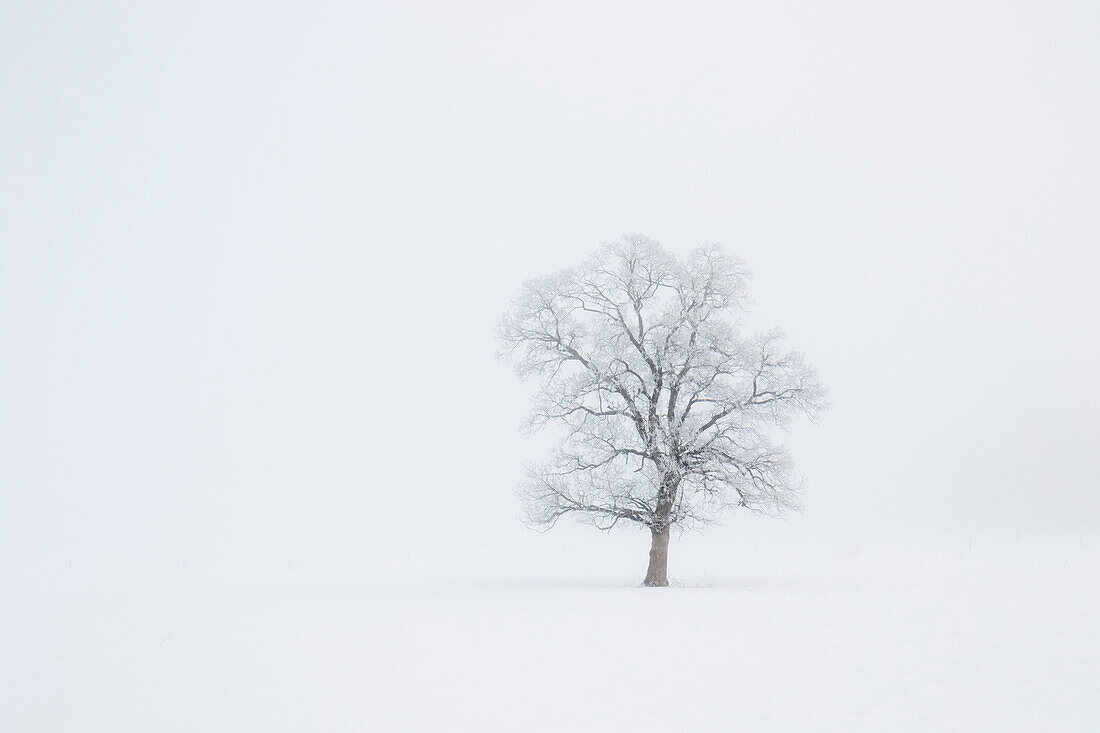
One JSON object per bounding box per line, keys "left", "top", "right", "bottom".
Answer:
{"left": 4, "top": 537, "right": 1096, "bottom": 732}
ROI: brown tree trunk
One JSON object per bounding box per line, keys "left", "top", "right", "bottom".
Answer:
{"left": 643, "top": 525, "right": 671, "bottom": 586}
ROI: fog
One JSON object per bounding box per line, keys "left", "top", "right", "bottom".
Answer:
{"left": 6, "top": 3, "right": 1100, "bottom": 729}
{"left": 4, "top": 0, "right": 1098, "bottom": 603}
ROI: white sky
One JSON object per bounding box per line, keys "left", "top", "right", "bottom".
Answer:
{"left": 3, "top": 1, "right": 1098, "bottom": 588}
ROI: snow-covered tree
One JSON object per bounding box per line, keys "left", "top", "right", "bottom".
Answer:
{"left": 498, "top": 235, "right": 826, "bottom": 586}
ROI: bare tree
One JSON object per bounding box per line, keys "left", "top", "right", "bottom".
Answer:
{"left": 498, "top": 235, "right": 826, "bottom": 586}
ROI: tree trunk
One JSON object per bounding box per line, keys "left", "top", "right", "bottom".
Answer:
{"left": 643, "top": 525, "right": 671, "bottom": 587}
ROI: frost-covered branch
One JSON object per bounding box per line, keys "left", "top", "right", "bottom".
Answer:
{"left": 499, "top": 234, "right": 826, "bottom": 537}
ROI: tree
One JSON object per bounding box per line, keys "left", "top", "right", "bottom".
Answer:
{"left": 498, "top": 235, "right": 826, "bottom": 586}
